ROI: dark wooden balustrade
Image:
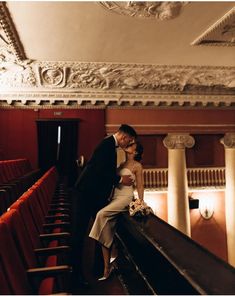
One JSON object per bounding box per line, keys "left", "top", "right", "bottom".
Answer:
{"left": 116, "top": 212, "right": 235, "bottom": 295}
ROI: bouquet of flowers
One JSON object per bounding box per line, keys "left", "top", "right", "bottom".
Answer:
{"left": 129, "top": 198, "right": 153, "bottom": 218}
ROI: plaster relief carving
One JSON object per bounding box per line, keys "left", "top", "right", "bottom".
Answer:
{"left": 99, "top": 2, "right": 188, "bottom": 20}
{"left": 1, "top": 61, "right": 235, "bottom": 94}
{"left": 0, "top": 2, "right": 26, "bottom": 60}
{"left": 66, "top": 63, "right": 235, "bottom": 93}
{"left": 192, "top": 7, "right": 235, "bottom": 46}
{"left": 0, "top": 58, "right": 36, "bottom": 88}
{"left": 38, "top": 67, "right": 66, "bottom": 87}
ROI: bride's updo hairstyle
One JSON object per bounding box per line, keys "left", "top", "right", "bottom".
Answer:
{"left": 134, "top": 142, "right": 144, "bottom": 162}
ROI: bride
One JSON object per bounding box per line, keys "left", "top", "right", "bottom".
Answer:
{"left": 89, "top": 141, "right": 144, "bottom": 280}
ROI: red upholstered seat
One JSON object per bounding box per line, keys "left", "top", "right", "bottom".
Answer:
{"left": 10, "top": 197, "right": 42, "bottom": 249}
{"left": 0, "top": 166, "right": 71, "bottom": 294}
{"left": 1, "top": 209, "right": 41, "bottom": 268}
{"left": 0, "top": 258, "right": 12, "bottom": 294}
{"left": 0, "top": 219, "right": 70, "bottom": 294}
{"left": 0, "top": 221, "right": 32, "bottom": 294}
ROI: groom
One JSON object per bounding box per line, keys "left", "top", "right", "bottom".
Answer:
{"left": 72, "top": 124, "right": 137, "bottom": 285}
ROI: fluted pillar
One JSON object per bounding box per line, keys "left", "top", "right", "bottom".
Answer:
{"left": 220, "top": 133, "right": 235, "bottom": 266}
{"left": 163, "top": 134, "right": 195, "bottom": 236}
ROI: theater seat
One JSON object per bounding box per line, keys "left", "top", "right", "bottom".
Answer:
{"left": 0, "top": 209, "right": 70, "bottom": 269}
{"left": 0, "top": 218, "right": 71, "bottom": 294}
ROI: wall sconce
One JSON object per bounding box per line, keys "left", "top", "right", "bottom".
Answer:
{"left": 199, "top": 198, "right": 214, "bottom": 219}
{"left": 188, "top": 193, "right": 199, "bottom": 209}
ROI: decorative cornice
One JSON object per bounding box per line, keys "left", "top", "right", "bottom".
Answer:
{"left": 99, "top": 2, "right": 188, "bottom": 20}
{"left": 0, "top": 92, "right": 235, "bottom": 108}
{"left": 1, "top": 61, "right": 235, "bottom": 94}
{"left": 220, "top": 133, "right": 235, "bottom": 148}
{"left": 0, "top": 1, "right": 234, "bottom": 110}
{"left": 192, "top": 7, "right": 235, "bottom": 46}
{"left": 0, "top": 2, "right": 26, "bottom": 61}
{"left": 163, "top": 133, "right": 195, "bottom": 149}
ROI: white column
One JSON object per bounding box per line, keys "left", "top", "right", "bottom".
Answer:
{"left": 220, "top": 133, "right": 235, "bottom": 266}
{"left": 163, "top": 133, "right": 195, "bottom": 236}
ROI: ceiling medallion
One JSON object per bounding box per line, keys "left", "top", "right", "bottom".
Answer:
{"left": 192, "top": 7, "right": 235, "bottom": 46}
{"left": 99, "top": 2, "right": 188, "bottom": 20}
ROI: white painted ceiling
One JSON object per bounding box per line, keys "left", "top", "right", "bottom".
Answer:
{"left": 6, "top": 1, "right": 235, "bottom": 67}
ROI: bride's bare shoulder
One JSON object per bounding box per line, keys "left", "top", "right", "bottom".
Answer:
{"left": 134, "top": 161, "right": 143, "bottom": 170}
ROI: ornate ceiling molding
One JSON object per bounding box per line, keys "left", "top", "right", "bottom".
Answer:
{"left": 0, "top": 2, "right": 26, "bottom": 61}
{"left": 1, "top": 61, "right": 235, "bottom": 93}
{"left": 0, "top": 61, "right": 235, "bottom": 108}
{"left": 99, "top": 2, "right": 188, "bottom": 20}
{"left": 0, "top": 92, "right": 235, "bottom": 109}
{"left": 0, "top": 2, "right": 234, "bottom": 109}
{"left": 192, "top": 7, "right": 235, "bottom": 46}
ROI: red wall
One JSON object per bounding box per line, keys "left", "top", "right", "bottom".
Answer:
{"left": 106, "top": 108, "right": 233, "bottom": 168}
{"left": 106, "top": 108, "right": 235, "bottom": 134}
{"left": 190, "top": 190, "right": 227, "bottom": 261}
{"left": 149, "top": 190, "right": 227, "bottom": 262}
{"left": 137, "top": 134, "right": 225, "bottom": 168}
{"left": 0, "top": 109, "right": 38, "bottom": 167}
{"left": 0, "top": 108, "right": 105, "bottom": 168}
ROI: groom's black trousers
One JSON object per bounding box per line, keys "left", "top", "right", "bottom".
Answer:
{"left": 71, "top": 188, "right": 108, "bottom": 276}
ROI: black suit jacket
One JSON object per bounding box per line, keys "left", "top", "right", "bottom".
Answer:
{"left": 76, "top": 135, "right": 120, "bottom": 203}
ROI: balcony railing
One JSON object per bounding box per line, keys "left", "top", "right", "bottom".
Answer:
{"left": 143, "top": 167, "right": 225, "bottom": 190}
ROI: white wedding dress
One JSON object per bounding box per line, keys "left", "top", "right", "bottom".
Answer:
{"left": 89, "top": 167, "right": 135, "bottom": 248}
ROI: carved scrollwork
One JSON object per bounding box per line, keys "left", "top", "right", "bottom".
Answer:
{"left": 99, "top": 2, "right": 188, "bottom": 20}
{"left": 163, "top": 134, "right": 195, "bottom": 149}
{"left": 220, "top": 133, "right": 235, "bottom": 148}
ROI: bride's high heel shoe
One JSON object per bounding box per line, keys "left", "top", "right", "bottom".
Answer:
{"left": 98, "top": 265, "right": 114, "bottom": 281}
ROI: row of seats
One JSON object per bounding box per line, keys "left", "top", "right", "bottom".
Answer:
{"left": 0, "top": 159, "right": 42, "bottom": 215}
{"left": 0, "top": 159, "right": 32, "bottom": 183}
{"left": 0, "top": 166, "right": 72, "bottom": 294}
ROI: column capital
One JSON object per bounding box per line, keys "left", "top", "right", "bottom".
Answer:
{"left": 220, "top": 133, "right": 235, "bottom": 148}
{"left": 163, "top": 133, "right": 195, "bottom": 149}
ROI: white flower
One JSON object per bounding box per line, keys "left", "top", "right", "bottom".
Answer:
{"left": 129, "top": 199, "right": 153, "bottom": 217}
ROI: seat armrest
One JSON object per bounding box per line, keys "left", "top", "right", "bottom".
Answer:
{"left": 34, "top": 246, "right": 70, "bottom": 256}
{"left": 27, "top": 265, "right": 72, "bottom": 278}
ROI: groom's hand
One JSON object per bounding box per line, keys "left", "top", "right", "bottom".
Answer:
{"left": 121, "top": 175, "right": 134, "bottom": 186}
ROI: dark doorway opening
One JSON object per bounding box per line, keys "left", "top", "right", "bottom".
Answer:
{"left": 36, "top": 120, "right": 78, "bottom": 185}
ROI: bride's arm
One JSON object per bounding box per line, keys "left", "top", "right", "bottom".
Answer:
{"left": 135, "top": 163, "right": 144, "bottom": 201}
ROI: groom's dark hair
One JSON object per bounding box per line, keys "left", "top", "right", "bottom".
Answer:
{"left": 118, "top": 124, "right": 137, "bottom": 138}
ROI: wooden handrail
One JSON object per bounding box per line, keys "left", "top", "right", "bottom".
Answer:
{"left": 116, "top": 212, "right": 235, "bottom": 295}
